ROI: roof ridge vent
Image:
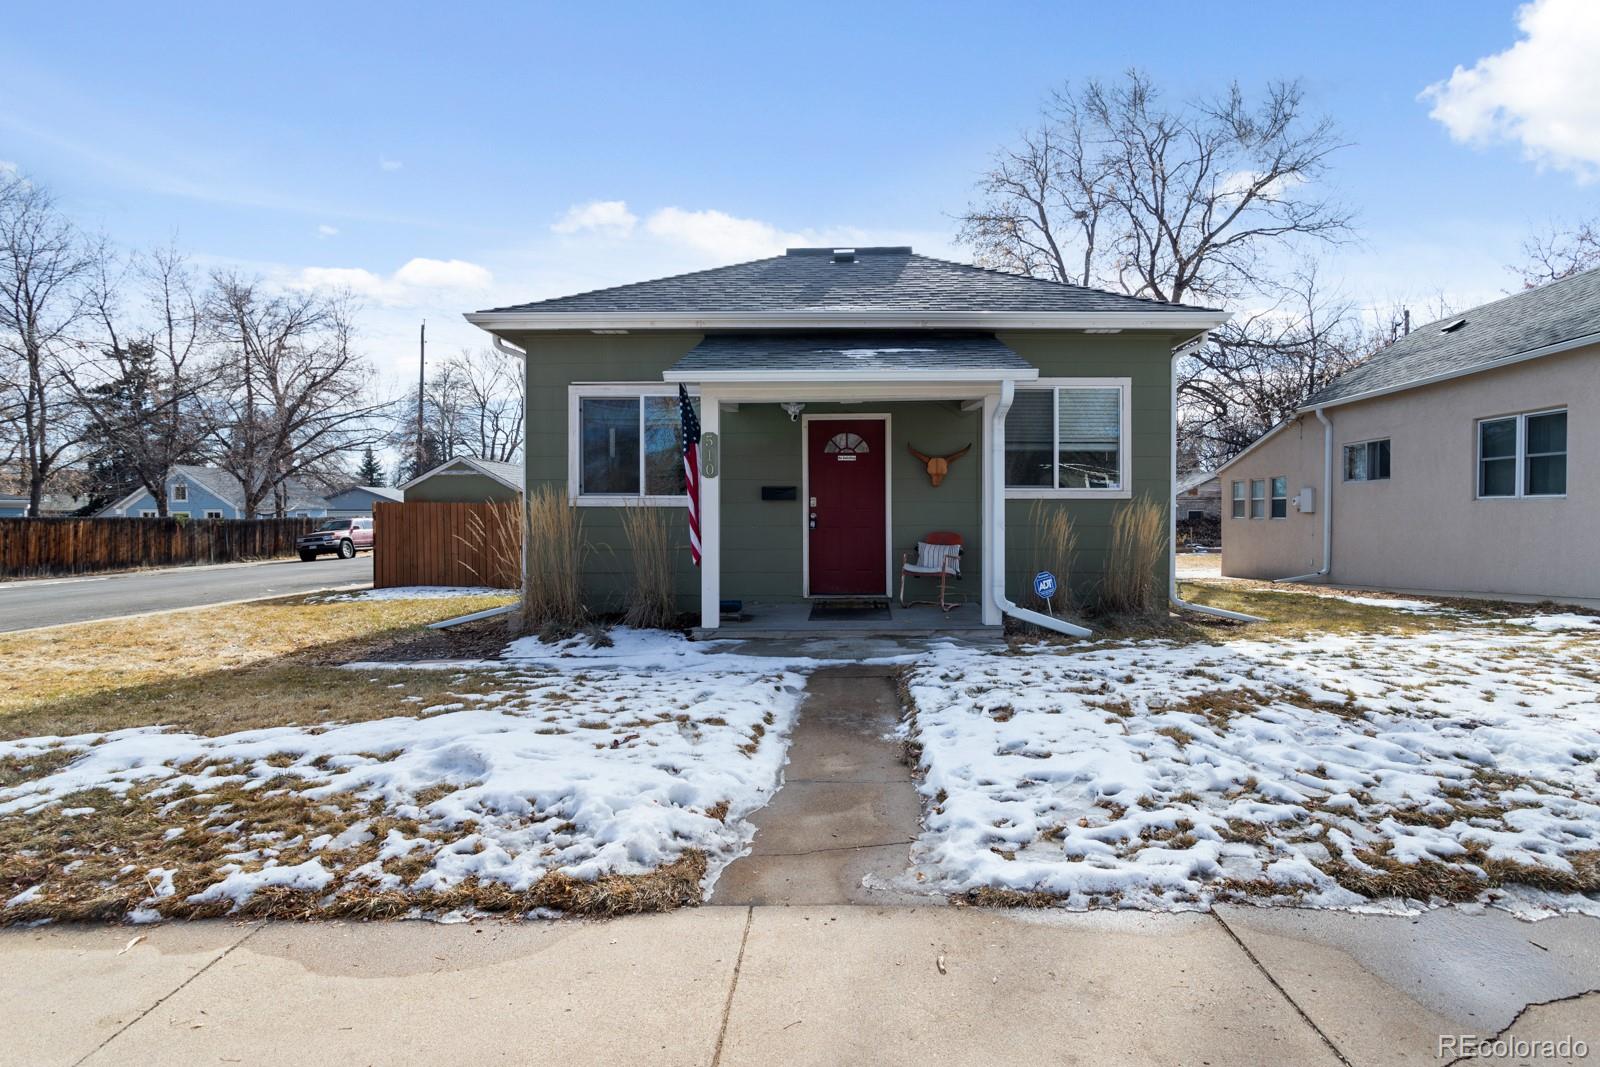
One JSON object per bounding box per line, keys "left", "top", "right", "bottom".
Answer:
{"left": 1440, "top": 318, "right": 1467, "bottom": 333}
{"left": 832, "top": 248, "right": 856, "bottom": 263}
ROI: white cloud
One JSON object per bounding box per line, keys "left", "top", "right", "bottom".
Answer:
{"left": 551, "top": 200, "right": 638, "bottom": 236}
{"left": 292, "top": 257, "right": 493, "bottom": 305}
{"left": 643, "top": 207, "right": 808, "bottom": 262}
{"left": 0, "top": 160, "right": 16, "bottom": 175}
{"left": 378, "top": 157, "right": 403, "bottom": 172}
{"left": 317, "top": 224, "right": 339, "bottom": 238}
{"left": 1422, "top": 0, "right": 1600, "bottom": 180}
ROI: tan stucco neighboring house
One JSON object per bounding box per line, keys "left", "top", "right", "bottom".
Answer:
{"left": 1218, "top": 268, "right": 1598, "bottom": 604}
{"left": 401, "top": 456, "right": 524, "bottom": 503}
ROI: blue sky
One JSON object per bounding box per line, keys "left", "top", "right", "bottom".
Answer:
{"left": 5, "top": 1, "right": 1598, "bottom": 382}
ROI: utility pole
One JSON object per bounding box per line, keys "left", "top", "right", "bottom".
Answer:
{"left": 416, "top": 320, "right": 427, "bottom": 476}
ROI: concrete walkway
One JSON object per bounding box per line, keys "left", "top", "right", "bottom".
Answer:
{"left": 711, "top": 666, "right": 931, "bottom": 906}
{"left": 4, "top": 906, "right": 1595, "bottom": 1067}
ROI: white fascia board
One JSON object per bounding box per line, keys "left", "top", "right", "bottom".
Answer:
{"left": 464, "top": 309, "right": 1230, "bottom": 332}
{"left": 662, "top": 366, "right": 1040, "bottom": 384}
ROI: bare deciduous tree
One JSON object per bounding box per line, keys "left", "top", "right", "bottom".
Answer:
{"left": 959, "top": 70, "right": 1352, "bottom": 305}
{"left": 1514, "top": 220, "right": 1600, "bottom": 288}
{"left": 393, "top": 346, "right": 524, "bottom": 478}
{"left": 206, "top": 273, "right": 384, "bottom": 516}
{"left": 74, "top": 242, "right": 218, "bottom": 515}
{"left": 0, "top": 170, "right": 93, "bottom": 514}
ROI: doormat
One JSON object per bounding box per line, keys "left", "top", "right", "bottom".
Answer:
{"left": 809, "top": 600, "right": 891, "bottom": 622}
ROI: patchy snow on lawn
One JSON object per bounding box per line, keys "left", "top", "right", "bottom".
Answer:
{"left": 315, "top": 585, "right": 514, "bottom": 602}
{"left": 902, "top": 618, "right": 1600, "bottom": 917}
{"left": 0, "top": 629, "right": 810, "bottom": 917}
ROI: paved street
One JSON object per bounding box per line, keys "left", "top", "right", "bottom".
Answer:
{"left": 0, "top": 555, "right": 372, "bottom": 632}
{"left": 4, "top": 906, "right": 1594, "bottom": 1067}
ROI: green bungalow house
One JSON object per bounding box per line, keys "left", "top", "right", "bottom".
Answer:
{"left": 465, "top": 246, "right": 1227, "bottom": 634}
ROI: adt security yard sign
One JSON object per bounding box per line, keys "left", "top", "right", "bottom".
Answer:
{"left": 1033, "top": 570, "right": 1058, "bottom": 600}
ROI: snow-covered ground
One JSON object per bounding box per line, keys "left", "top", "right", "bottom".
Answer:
{"left": 902, "top": 616, "right": 1600, "bottom": 917}
{"left": 0, "top": 629, "right": 819, "bottom": 919}
{"left": 314, "top": 585, "right": 514, "bottom": 602}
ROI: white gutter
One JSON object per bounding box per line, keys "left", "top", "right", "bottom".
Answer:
{"left": 466, "top": 309, "right": 1230, "bottom": 332}
{"left": 1169, "top": 335, "right": 1265, "bottom": 623}
{"left": 989, "top": 379, "right": 1095, "bottom": 638}
{"left": 1277, "top": 407, "right": 1334, "bottom": 584}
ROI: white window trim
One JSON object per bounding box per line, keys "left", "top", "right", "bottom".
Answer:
{"left": 204, "top": 509, "right": 224, "bottom": 519}
{"left": 172, "top": 482, "right": 188, "bottom": 502}
{"left": 1476, "top": 407, "right": 1567, "bottom": 500}
{"left": 567, "top": 383, "right": 698, "bottom": 507}
{"left": 1342, "top": 437, "right": 1391, "bottom": 482}
{"left": 138, "top": 509, "right": 158, "bottom": 518}
{"left": 1229, "top": 479, "right": 1246, "bottom": 519}
{"left": 1249, "top": 479, "right": 1266, "bottom": 519}
{"left": 1003, "top": 377, "right": 1133, "bottom": 500}
{"left": 1269, "top": 476, "right": 1288, "bottom": 519}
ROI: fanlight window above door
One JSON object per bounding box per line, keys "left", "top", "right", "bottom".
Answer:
{"left": 824, "top": 432, "right": 869, "bottom": 458}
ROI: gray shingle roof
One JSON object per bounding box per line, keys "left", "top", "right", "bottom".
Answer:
{"left": 477, "top": 247, "right": 1217, "bottom": 316}
{"left": 1306, "top": 267, "right": 1600, "bottom": 407}
{"left": 173, "top": 465, "right": 329, "bottom": 511}
{"left": 669, "top": 332, "right": 1033, "bottom": 376}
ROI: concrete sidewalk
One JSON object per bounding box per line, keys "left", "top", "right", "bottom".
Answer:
{"left": 5, "top": 906, "right": 1595, "bottom": 1067}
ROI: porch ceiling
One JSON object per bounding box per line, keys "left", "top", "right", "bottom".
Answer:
{"left": 662, "top": 332, "right": 1038, "bottom": 383}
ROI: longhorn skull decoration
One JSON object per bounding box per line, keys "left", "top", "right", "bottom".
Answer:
{"left": 908, "top": 443, "right": 972, "bottom": 487}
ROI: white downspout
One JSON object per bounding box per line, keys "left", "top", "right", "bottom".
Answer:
{"left": 491, "top": 335, "right": 527, "bottom": 359}
{"left": 1276, "top": 406, "right": 1333, "bottom": 583}
{"left": 1169, "top": 340, "right": 1265, "bottom": 623}
{"left": 989, "top": 379, "right": 1095, "bottom": 638}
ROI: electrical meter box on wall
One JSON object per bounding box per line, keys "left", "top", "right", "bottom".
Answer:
{"left": 1295, "top": 487, "right": 1316, "bottom": 513}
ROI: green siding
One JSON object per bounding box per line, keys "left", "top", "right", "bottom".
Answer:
{"left": 997, "top": 331, "right": 1181, "bottom": 607}
{"left": 404, "top": 472, "right": 520, "bottom": 503}
{"left": 507, "top": 328, "right": 1181, "bottom": 615}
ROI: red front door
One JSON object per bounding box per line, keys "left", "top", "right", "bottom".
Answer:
{"left": 807, "top": 418, "right": 887, "bottom": 595}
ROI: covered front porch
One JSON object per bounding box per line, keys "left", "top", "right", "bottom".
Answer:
{"left": 663, "top": 332, "right": 1041, "bottom": 637}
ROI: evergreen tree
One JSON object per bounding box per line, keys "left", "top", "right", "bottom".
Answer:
{"left": 356, "top": 445, "right": 385, "bottom": 487}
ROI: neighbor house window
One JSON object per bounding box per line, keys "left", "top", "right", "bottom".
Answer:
{"left": 1270, "top": 477, "right": 1288, "bottom": 519}
{"left": 1230, "top": 480, "right": 1245, "bottom": 519}
{"left": 1343, "top": 439, "right": 1391, "bottom": 481}
{"left": 569, "top": 385, "right": 698, "bottom": 504}
{"left": 138, "top": 509, "right": 157, "bottom": 517}
{"left": 1249, "top": 479, "right": 1266, "bottom": 518}
{"left": 1004, "top": 379, "right": 1131, "bottom": 497}
{"left": 172, "top": 482, "right": 188, "bottom": 502}
{"left": 1479, "top": 409, "right": 1566, "bottom": 498}
{"left": 205, "top": 510, "right": 224, "bottom": 519}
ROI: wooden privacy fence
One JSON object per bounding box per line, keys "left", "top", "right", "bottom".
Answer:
{"left": 0, "top": 517, "right": 317, "bottom": 577}
{"left": 373, "top": 501, "right": 522, "bottom": 589}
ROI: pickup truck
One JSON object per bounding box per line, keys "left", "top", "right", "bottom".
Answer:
{"left": 296, "top": 517, "right": 374, "bottom": 561}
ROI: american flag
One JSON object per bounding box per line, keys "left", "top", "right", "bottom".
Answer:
{"left": 680, "top": 384, "right": 701, "bottom": 566}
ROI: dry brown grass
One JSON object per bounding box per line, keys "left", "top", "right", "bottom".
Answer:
{"left": 1026, "top": 499, "right": 1078, "bottom": 611}
{"left": 1099, "top": 495, "right": 1168, "bottom": 616}
{"left": 0, "top": 770, "right": 709, "bottom": 923}
{"left": 522, "top": 486, "right": 588, "bottom": 634}
{"left": 620, "top": 501, "right": 676, "bottom": 629}
{"left": 0, "top": 592, "right": 513, "bottom": 734}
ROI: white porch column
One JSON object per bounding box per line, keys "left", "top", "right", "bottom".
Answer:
{"left": 698, "top": 392, "right": 722, "bottom": 630}
{"left": 981, "top": 388, "right": 1003, "bottom": 626}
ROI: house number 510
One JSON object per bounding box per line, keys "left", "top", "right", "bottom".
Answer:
{"left": 700, "top": 432, "right": 719, "bottom": 478}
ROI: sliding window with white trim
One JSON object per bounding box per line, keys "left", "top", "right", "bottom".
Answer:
{"left": 1003, "top": 378, "right": 1132, "bottom": 498}
{"left": 1478, "top": 408, "right": 1566, "bottom": 498}
{"left": 567, "top": 384, "right": 699, "bottom": 506}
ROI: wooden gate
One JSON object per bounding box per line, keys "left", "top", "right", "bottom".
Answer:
{"left": 372, "top": 501, "right": 522, "bottom": 589}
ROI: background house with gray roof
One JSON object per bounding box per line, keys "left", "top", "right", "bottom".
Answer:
{"left": 1218, "top": 267, "right": 1597, "bottom": 604}
{"left": 465, "top": 245, "right": 1228, "bottom": 633}
{"left": 97, "top": 465, "right": 337, "bottom": 519}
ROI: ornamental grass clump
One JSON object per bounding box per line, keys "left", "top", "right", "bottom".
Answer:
{"left": 621, "top": 501, "right": 677, "bottom": 629}
{"left": 1027, "top": 499, "right": 1078, "bottom": 611}
{"left": 1100, "top": 495, "right": 1167, "bottom": 615}
{"left": 522, "top": 486, "right": 588, "bottom": 633}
